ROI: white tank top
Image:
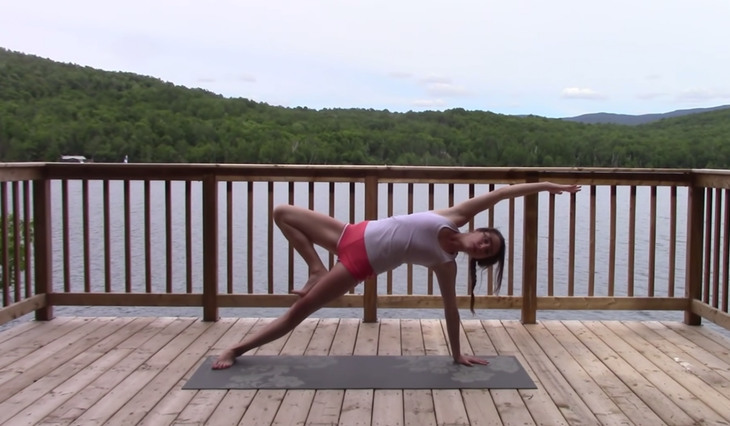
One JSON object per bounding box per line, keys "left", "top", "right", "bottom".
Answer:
{"left": 363, "top": 211, "right": 459, "bottom": 275}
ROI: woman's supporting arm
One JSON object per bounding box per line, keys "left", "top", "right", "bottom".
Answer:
{"left": 433, "top": 261, "right": 489, "bottom": 366}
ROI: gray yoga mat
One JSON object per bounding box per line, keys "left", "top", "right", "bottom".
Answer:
{"left": 182, "top": 355, "right": 537, "bottom": 390}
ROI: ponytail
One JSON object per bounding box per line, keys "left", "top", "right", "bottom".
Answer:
{"left": 468, "top": 228, "right": 506, "bottom": 315}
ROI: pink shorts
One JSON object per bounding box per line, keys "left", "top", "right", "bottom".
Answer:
{"left": 336, "top": 221, "right": 375, "bottom": 282}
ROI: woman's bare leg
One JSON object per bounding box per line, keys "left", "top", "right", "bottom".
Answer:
{"left": 212, "top": 263, "right": 358, "bottom": 369}
{"left": 273, "top": 204, "right": 346, "bottom": 296}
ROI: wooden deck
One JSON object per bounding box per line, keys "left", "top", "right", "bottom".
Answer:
{"left": 1, "top": 318, "right": 730, "bottom": 426}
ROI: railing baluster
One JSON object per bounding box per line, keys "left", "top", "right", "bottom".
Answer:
{"left": 467, "top": 182, "right": 474, "bottom": 297}
{"left": 521, "top": 174, "right": 539, "bottom": 324}
{"left": 668, "top": 185, "right": 677, "bottom": 297}
{"left": 11, "top": 182, "right": 20, "bottom": 302}
{"left": 628, "top": 185, "right": 636, "bottom": 296}
{"left": 348, "top": 182, "right": 355, "bottom": 295}
{"left": 227, "top": 181, "right": 233, "bottom": 294}
{"left": 589, "top": 185, "right": 596, "bottom": 297}
{"left": 166, "top": 180, "right": 173, "bottom": 294}
{"left": 61, "top": 179, "right": 70, "bottom": 293}
{"left": 427, "top": 183, "right": 434, "bottom": 295}
{"left": 684, "top": 183, "right": 705, "bottom": 325}
{"left": 268, "top": 181, "right": 274, "bottom": 294}
{"left": 23, "top": 180, "right": 31, "bottom": 299}
{"left": 328, "top": 182, "right": 335, "bottom": 270}
{"left": 712, "top": 188, "right": 722, "bottom": 308}
{"left": 648, "top": 185, "right": 657, "bottom": 297}
{"left": 144, "top": 179, "right": 151, "bottom": 293}
{"left": 407, "top": 183, "right": 413, "bottom": 295}
{"left": 103, "top": 179, "right": 111, "bottom": 293}
{"left": 608, "top": 185, "right": 617, "bottom": 297}
{"left": 83, "top": 178, "right": 90, "bottom": 293}
{"left": 1, "top": 182, "right": 8, "bottom": 307}
{"left": 568, "top": 191, "right": 576, "bottom": 296}
{"left": 202, "top": 174, "right": 219, "bottom": 321}
{"left": 722, "top": 189, "right": 730, "bottom": 312}
{"left": 548, "top": 192, "right": 555, "bottom": 296}
{"left": 363, "top": 175, "right": 378, "bottom": 323}
{"left": 247, "top": 181, "right": 253, "bottom": 294}
{"left": 387, "top": 182, "right": 393, "bottom": 295}
{"left": 124, "top": 180, "right": 132, "bottom": 293}
{"left": 33, "top": 177, "right": 52, "bottom": 321}
{"left": 508, "top": 194, "right": 515, "bottom": 296}
{"left": 703, "top": 188, "right": 713, "bottom": 303}
{"left": 185, "top": 180, "right": 192, "bottom": 294}
{"left": 488, "top": 183, "right": 495, "bottom": 294}
{"left": 288, "top": 181, "right": 295, "bottom": 294}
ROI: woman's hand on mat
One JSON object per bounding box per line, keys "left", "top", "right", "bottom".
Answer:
{"left": 454, "top": 354, "right": 489, "bottom": 366}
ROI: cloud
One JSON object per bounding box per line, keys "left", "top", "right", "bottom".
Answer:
{"left": 412, "top": 99, "right": 445, "bottom": 108}
{"left": 560, "top": 87, "right": 606, "bottom": 100}
{"left": 109, "top": 34, "right": 159, "bottom": 66}
{"left": 388, "top": 71, "right": 412, "bottom": 79}
{"left": 425, "top": 82, "right": 469, "bottom": 97}
{"left": 198, "top": 74, "right": 256, "bottom": 84}
{"left": 646, "top": 74, "right": 661, "bottom": 80}
{"left": 636, "top": 92, "right": 669, "bottom": 100}
{"left": 676, "top": 87, "right": 730, "bottom": 102}
{"left": 238, "top": 73, "right": 256, "bottom": 83}
{"left": 418, "top": 74, "right": 452, "bottom": 84}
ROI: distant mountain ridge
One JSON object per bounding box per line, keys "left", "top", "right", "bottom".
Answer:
{"left": 560, "top": 104, "right": 730, "bottom": 125}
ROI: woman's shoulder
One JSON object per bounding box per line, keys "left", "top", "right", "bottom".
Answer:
{"left": 403, "top": 211, "right": 458, "bottom": 230}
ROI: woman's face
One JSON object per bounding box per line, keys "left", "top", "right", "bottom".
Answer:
{"left": 464, "top": 230, "right": 501, "bottom": 259}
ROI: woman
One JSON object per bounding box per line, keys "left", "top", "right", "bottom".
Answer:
{"left": 212, "top": 181, "right": 580, "bottom": 369}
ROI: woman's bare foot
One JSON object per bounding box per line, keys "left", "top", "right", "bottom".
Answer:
{"left": 211, "top": 349, "right": 237, "bottom": 370}
{"left": 291, "top": 270, "right": 327, "bottom": 297}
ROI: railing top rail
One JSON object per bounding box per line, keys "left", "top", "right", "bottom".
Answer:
{"left": 0, "top": 163, "right": 45, "bottom": 182}
{"left": 11, "top": 162, "right": 730, "bottom": 186}
{"left": 0, "top": 162, "right": 47, "bottom": 168}
{"left": 38, "top": 162, "right": 694, "bottom": 185}
{"left": 42, "top": 162, "right": 693, "bottom": 173}
{"left": 692, "top": 168, "right": 730, "bottom": 175}
{"left": 691, "top": 168, "right": 730, "bottom": 189}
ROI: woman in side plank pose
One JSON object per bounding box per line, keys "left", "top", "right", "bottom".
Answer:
{"left": 212, "top": 181, "right": 581, "bottom": 369}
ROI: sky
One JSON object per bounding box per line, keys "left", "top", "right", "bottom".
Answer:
{"left": 1, "top": 0, "right": 729, "bottom": 118}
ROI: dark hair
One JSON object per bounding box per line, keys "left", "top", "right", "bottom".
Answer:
{"left": 468, "top": 227, "right": 506, "bottom": 314}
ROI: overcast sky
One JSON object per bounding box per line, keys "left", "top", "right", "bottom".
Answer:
{"left": 1, "top": 0, "right": 729, "bottom": 117}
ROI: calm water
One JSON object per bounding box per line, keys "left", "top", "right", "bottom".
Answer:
{"left": 3, "top": 179, "right": 729, "bottom": 337}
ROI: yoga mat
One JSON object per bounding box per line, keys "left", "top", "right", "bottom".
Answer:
{"left": 183, "top": 355, "right": 537, "bottom": 390}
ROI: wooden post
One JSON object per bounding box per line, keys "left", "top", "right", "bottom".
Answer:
{"left": 521, "top": 175, "right": 539, "bottom": 324}
{"left": 363, "top": 175, "right": 378, "bottom": 323}
{"left": 202, "top": 174, "right": 219, "bottom": 322}
{"left": 684, "top": 183, "right": 705, "bottom": 325}
{"left": 33, "top": 177, "right": 53, "bottom": 321}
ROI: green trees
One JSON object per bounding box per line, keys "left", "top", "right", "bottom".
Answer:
{"left": 0, "top": 213, "right": 34, "bottom": 293}
{"left": 2, "top": 47, "right": 729, "bottom": 168}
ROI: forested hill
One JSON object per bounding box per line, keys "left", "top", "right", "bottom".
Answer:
{"left": 1, "top": 47, "right": 729, "bottom": 168}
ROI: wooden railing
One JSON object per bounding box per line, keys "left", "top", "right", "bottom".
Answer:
{"left": 1, "top": 163, "right": 729, "bottom": 331}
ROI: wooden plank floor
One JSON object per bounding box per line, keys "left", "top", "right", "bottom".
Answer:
{"left": 1, "top": 317, "right": 730, "bottom": 425}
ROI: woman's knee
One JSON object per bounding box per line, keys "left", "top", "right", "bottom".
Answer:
{"left": 273, "top": 204, "right": 294, "bottom": 224}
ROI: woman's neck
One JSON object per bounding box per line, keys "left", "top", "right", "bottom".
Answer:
{"left": 438, "top": 228, "right": 462, "bottom": 255}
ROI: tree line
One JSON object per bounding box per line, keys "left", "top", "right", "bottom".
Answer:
{"left": 2, "top": 47, "right": 729, "bottom": 168}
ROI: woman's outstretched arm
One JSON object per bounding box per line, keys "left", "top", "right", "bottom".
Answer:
{"left": 436, "top": 181, "right": 581, "bottom": 227}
